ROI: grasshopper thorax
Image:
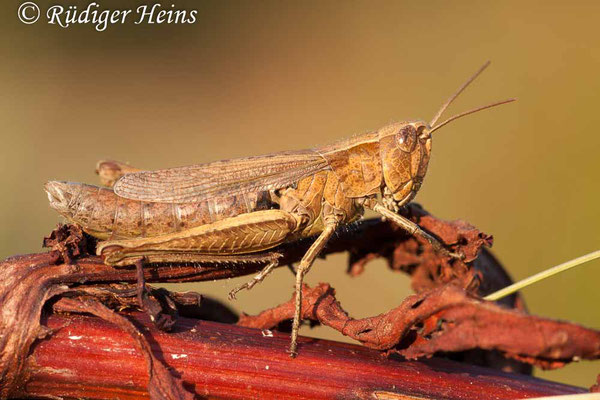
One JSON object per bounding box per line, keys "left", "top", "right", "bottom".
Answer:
{"left": 378, "top": 120, "right": 432, "bottom": 210}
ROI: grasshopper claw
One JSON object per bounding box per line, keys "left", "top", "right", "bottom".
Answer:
{"left": 422, "top": 232, "right": 463, "bottom": 260}
{"left": 435, "top": 244, "right": 464, "bottom": 260}
{"left": 287, "top": 348, "right": 298, "bottom": 358}
{"left": 449, "top": 250, "right": 466, "bottom": 260}
{"left": 228, "top": 286, "right": 245, "bottom": 301}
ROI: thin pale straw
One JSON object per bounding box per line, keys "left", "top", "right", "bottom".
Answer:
{"left": 485, "top": 249, "right": 600, "bottom": 301}
{"left": 521, "top": 394, "right": 600, "bottom": 400}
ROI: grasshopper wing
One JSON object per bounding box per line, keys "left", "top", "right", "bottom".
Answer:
{"left": 113, "top": 150, "right": 330, "bottom": 203}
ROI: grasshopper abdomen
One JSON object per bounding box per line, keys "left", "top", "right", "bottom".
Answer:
{"left": 45, "top": 181, "right": 273, "bottom": 240}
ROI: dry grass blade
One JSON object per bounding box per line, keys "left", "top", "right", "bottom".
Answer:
{"left": 485, "top": 249, "right": 600, "bottom": 301}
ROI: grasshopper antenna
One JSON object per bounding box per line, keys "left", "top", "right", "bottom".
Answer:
{"left": 429, "top": 60, "right": 491, "bottom": 128}
{"left": 428, "top": 98, "right": 516, "bottom": 135}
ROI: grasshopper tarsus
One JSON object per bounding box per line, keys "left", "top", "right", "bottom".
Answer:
{"left": 228, "top": 259, "right": 280, "bottom": 301}
{"left": 46, "top": 62, "right": 514, "bottom": 356}
{"left": 420, "top": 230, "right": 464, "bottom": 260}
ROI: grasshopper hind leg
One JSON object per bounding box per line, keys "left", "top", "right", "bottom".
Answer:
{"left": 133, "top": 257, "right": 177, "bottom": 331}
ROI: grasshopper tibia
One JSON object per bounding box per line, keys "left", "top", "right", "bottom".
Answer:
{"left": 289, "top": 221, "right": 338, "bottom": 357}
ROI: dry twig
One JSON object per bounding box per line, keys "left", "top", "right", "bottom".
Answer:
{"left": 1, "top": 204, "right": 598, "bottom": 398}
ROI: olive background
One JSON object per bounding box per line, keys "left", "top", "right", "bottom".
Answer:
{"left": 2, "top": 0, "right": 599, "bottom": 387}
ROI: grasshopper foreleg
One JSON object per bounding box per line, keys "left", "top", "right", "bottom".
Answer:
{"left": 228, "top": 258, "right": 280, "bottom": 300}
{"left": 371, "top": 203, "right": 464, "bottom": 259}
{"left": 289, "top": 220, "right": 338, "bottom": 357}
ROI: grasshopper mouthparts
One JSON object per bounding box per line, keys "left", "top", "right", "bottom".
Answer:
{"left": 45, "top": 181, "right": 74, "bottom": 215}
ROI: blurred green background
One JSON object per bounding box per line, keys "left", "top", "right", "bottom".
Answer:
{"left": 2, "top": 0, "right": 599, "bottom": 388}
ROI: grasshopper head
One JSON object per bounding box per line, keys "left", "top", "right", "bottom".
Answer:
{"left": 45, "top": 181, "right": 77, "bottom": 216}
{"left": 379, "top": 62, "right": 515, "bottom": 211}
{"left": 379, "top": 120, "right": 432, "bottom": 208}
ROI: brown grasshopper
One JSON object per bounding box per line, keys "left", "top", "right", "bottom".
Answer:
{"left": 45, "top": 62, "right": 514, "bottom": 356}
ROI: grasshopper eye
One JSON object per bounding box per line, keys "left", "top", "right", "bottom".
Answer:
{"left": 396, "top": 125, "right": 417, "bottom": 152}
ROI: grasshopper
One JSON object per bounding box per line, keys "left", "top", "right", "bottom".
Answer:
{"left": 45, "top": 62, "right": 514, "bottom": 356}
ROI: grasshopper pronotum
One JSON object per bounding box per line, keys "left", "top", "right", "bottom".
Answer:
{"left": 46, "top": 62, "right": 514, "bottom": 356}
